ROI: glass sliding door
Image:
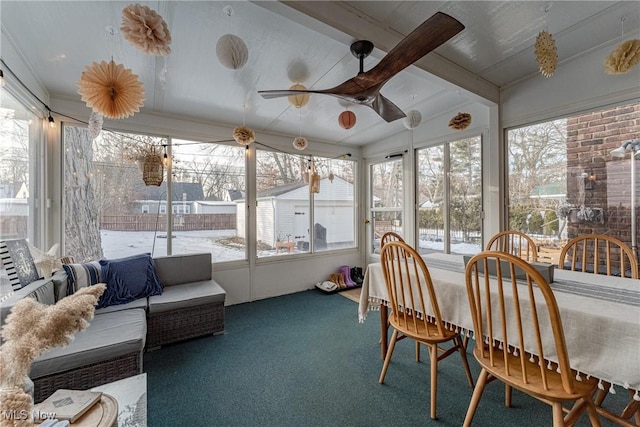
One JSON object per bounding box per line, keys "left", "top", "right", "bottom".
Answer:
{"left": 449, "top": 137, "right": 482, "bottom": 254}
{"left": 370, "top": 158, "right": 403, "bottom": 254}
{"left": 416, "top": 136, "right": 482, "bottom": 255}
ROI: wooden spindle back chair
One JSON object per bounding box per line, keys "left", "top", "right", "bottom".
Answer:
{"left": 558, "top": 234, "right": 638, "bottom": 278}
{"left": 486, "top": 230, "right": 539, "bottom": 262}
{"left": 463, "top": 251, "right": 600, "bottom": 426}
{"left": 379, "top": 241, "right": 474, "bottom": 420}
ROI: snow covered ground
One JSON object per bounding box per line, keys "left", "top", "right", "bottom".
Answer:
{"left": 101, "top": 229, "right": 482, "bottom": 261}
{"left": 101, "top": 229, "right": 245, "bottom": 261}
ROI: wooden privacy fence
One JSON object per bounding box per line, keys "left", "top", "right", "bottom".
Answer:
{"left": 101, "top": 214, "right": 236, "bottom": 231}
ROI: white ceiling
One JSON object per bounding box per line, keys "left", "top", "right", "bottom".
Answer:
{"left": 1, "top": 1, "right": 638, "bottom": 147}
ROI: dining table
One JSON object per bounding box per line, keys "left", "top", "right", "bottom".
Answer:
{"left": 358, "top": 252, "right": 640, "bottom": 410}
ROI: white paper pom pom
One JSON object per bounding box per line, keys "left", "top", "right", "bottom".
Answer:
{"left": 293, "top": 137, "right": 308, "bottom": 151}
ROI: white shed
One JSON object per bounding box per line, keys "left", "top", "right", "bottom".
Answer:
{"left": 236, "top": 176, "right": 354, "bottom": 249}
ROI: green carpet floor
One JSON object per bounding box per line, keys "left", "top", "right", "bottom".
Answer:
{"left": 144, "top": 290, "right": 628, "bottom": 426}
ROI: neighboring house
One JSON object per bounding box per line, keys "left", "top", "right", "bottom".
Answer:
{"left": 236, "top": 176, "right": 354, "bottom": 248}
{"left": 193, "top": 201, "right": 236, "bottom": 214}
{"left": 529, "top": 181, "right": 567, "bottom": 201}
{"left": 131, "top": 182, "right": 205, "bottom": 215}
{"left": 0, "top": 183, "right": 29, "bottom": 216}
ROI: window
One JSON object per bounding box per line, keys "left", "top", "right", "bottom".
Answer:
{"left": 170, "top": 139, "right": 246, "bottom": 261}
{"left": 370, "top": 158, "right": 403, "bottom": 254}
{"left": 255, "top": 150, "right": 356, "bottom": 257}
{"left": 416, "top": 136, "right": 483, "bottom": 255}
{"left": 312, "top": 156, "right": 356, "bottom": 252}
{"left": 0, "top": 92, "right": 41, "bottom": 244}
{"left": 506, "top": 103, "right": 640, "bottom": 258}
{"left": 64, "top": 125, "right": 168, "bottom": 260}
{"left": 0, "top": 91, "right": 42, "bottom": 295}
{"left": 63, "top": 129, "right": 247, "bottom": 262}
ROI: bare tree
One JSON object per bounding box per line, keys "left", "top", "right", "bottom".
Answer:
{"left": 63, "top": 126, "right": 103, "bottom": 262}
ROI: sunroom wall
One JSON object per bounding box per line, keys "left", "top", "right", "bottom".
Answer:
{"left": 364, "top": 33, "right": 640, "bottom": 264}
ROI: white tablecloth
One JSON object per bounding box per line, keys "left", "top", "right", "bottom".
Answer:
{"left": 358, "top": 253, "right": 640, "bottom": 393}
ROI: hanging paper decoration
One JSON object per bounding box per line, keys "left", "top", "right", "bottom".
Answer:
{"left": 309, "top": 164, "right": 320, "bottom": 193}
{"left": 88, "top": 111, "right": 103, "bottom": 140}
{"left": 449, "top": 112, "right": 472, "bottom": 130}
{"left": 232, "top": 126, "right": 255, "bottom": 145}
{"left": 77, "top": 60, "right": 145, "bottom": 119}
{"left": 293, "top": 136, "right": 308, "bottom": 151}
{"left": 142, "top": 146, "right": 164, "bottom": 186}
{"left": 216, "top": 34, "right": 249, "bottom": 70}
{"left": 288, "top": 84, "right": 310, "bottom": 108}
{"left": 121, "top": 3, "right": 172, "bottom": 56}
{"left": 338, "top": 110, "right": 356, "bottom": 129}
{"left": 534, "top": 30, "right": 557, "bottom": 78}
{"left": 604, "top": 39, "right": 640, "bottom": 75}
{"left": 403, "top": 110, "right": 422, "bottom": 129}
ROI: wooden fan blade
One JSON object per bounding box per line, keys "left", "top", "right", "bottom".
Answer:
{"left": 365, "top": 12, "right": 464, "bottom": 86}
{"left": 371, "top": 95, "right": 406, "bottom": 122}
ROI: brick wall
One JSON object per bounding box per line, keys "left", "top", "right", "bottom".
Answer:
{"left": 565, "top": 103, "right": 640, "bottom": 250}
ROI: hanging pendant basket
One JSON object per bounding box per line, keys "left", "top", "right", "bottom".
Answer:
{"left": 142, "top": 149, "right": 164, "bottom": 186}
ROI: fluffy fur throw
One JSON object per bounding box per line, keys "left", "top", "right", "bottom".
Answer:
{"left": 604, "top": 39, "right": 640, "bottom": 75}
{"left": 121, "top": 3, "right": 172, "bottom": 56}
{"left": 0, "top": 285, "right": 105, "bottom": 425}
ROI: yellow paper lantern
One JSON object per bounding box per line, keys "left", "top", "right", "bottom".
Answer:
{"left": 288, "top": 84, "right": 309, "bottom": 108}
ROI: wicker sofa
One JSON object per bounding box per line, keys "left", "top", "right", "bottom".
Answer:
{"left": 0, "top": 252, "right": 226, "bottom": 402}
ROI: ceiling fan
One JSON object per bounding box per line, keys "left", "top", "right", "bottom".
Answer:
{"left": 258, "top": 12, "right": 464, "bottom": 123}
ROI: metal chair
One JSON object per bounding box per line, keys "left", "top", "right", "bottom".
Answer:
{"left": 463, "top": 251, "right": 600, "bottom": 426}
{"left": 379, "top": 241, "right": 474, "bottom": 420}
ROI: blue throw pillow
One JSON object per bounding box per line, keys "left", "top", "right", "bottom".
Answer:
{"left": 98, "top": 253, "right": 162, "bottom": 308}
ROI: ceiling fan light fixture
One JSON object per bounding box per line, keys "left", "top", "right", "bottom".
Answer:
{"left": 338, "top": 110, "right": 356, "bottom": 129}
{"left": 216, "top": 34, "right": 249, "bottom": 70}
{"left": 403, "top": 110, "right": 422, "bottom": 129}
{"left": 604, "top": 39, "right": 640, "bottom": 75}
{"left": 287, "top": 84, "right": 310, "bottom": 108}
